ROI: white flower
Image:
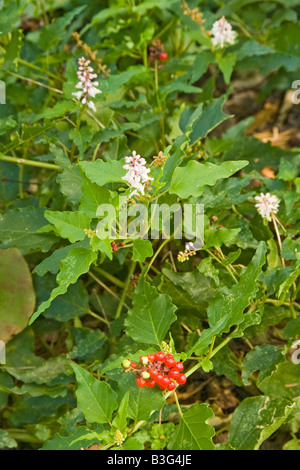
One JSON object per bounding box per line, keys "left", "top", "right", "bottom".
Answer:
{"left": 122, "top": 151, "right": 153, "bottom": 198}
{"left": 210, "top": 16, "right": 236, "bottom": 49}
{"left": 72, "top": 57, "right": 101, "bottom": 111}
{"left": 185, "top": 241, "right": 196, "bottom": 251}
{"left": 255, "top": 193, "right": 280, "bottom": 221}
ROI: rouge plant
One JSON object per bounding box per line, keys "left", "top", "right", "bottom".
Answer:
{"left": 0, "top": 0, "right": 299, "bottom": 452}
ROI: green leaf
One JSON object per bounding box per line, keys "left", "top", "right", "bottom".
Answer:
{"left": 125, "top": 277, "right": 177, "bottom": 346}
{"left": 241, "top": 344, "right": 285, "bottom": 386}
{"left": 187, "top": 96, "right": 232, "bottom": 144}
{"left": 277, "top": 263, "right": 300, "bottom": 299}
{"left": 0, "top": 430, "right": 17, "bottom": 449}
{"left": 170, "top": 160, "right": 248, "bottom": 198}
{"left": 132, "top": 239, "right": 153, "bottom": 262}
{"left": 80, "top": 173, "right": 111, "bottom": 217}
{"left": 79, "top": 159, "right": 125, "bottom": 187}
{"left": 168, "top": 404, "right": 215, "bottom": 450}
{"left": 44, "top": 211, "right": 91, "bottom": 243}
{"left": 216, "top": 53, "right": 236, "bottom": 84}
{"left": 0, "top": 206, "right": 59, "bottom": 254}
{"left": 29, "top": 247, "right": 97, "bottom": 324}
{"left": 52, "top": 144, "right": 82, "bottom": 206}
{"left": 0, "top": 248, "right": 35, "bottom": 342}
{"left": 118, "top": 374, "right": 165, "bottom": 422}
{"left": 71, "top": 363, "right": 118, "bottom": 425}
{"left": 204, "top": 227, "right": 241, "bottom": 248}
{"left": 207, "top": 242, "right": 266, "bottom": 332}
{"left": 112, "top": 391, "right": 130, "bottom": 434}
{"left": 228, "top": 396, "right": 294, "bottom": 450}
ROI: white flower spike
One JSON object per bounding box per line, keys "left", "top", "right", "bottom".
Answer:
{"left": 72, "top": 57, "right": 101, "bottom": 112}
{"left": 122, "top": 151, "right": 154, "bottom": 198}
{"left": 255, "top": 192, "right": 280, "bottom": 221}
{"left": 210, "top": 16, "right": 236, "bottom": 49}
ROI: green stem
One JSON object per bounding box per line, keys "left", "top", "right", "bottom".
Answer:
{"left": 17, "top": 58, "right": 63, "bottom": 82}
{"left": 0, "top": 155, "right": 59, "bottom": 170}
{"left": 93, "top": 267, "right": 125, "bottom": 288}
{"left": 115, "top": 262, "right": 136, "bottom": 319}
{"left": 88, "top": 310, "right": 110, "bottom": 326}
{"left": 205, "top": 248, "right": 238, "bottom": 284}
{"left": 173, "top": 390, "right": 183, "bottom": 417}
{"left": 146, "top": 238, "right": 171, "bottom": 275}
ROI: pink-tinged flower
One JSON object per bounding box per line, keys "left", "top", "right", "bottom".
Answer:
{"left": 210, "top": 16, "right": 236, "bottom": 49}
{"left": 255, "top": 192, "right": 280, "bottom": 221}
{"left": 72, "top": 57, "right": 101, "bottom": 112}
{"left": 122, "top": 151, "right": 154, "bottom": 198}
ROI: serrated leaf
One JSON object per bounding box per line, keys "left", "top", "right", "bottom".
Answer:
{"left": 118, "top": 374, "right": 165, "bottom": 422}
{"left": 168, "top": 404, "right": 215, "bottom": 450}
{"left": 207, "top": 241, "right": 266, "bottom": 332}
{"left": 0, "top": 206, "right": 59, "bottom": 254}
{"left": 44, "top": 211, "right": 91, "bottom": 243}
{"left": 228, "top": 396, "right": 294, "bottom": 450}
{"left": 71, "top": 363, "right": 118, "bottom": 425}
{"left": 79, "top": 159, "right": 125, "bottom": 187}
{"left": 132, "top": 239, "right": 153, "bottom": 262}
{"left": 125, "top": 277, "right": 177, "bottom": 346}
{"left": 29, "top": 247, "right": 97, "bottom": 324}
{"left": 170, "top": 160, "right": 248, "bottom": 198}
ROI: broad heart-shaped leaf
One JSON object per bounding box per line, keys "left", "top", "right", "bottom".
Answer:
{"left": 29, "top": 247, "right": 97, "bottom": 324}
{"left": 207, "top": 241, "right": 266, "bottom": 333}
{"left": 0, "top": 206, "right": 59, "bottom": 254}
{"left": 124, "top": 277, "right": 177, "bottom": 346}
{"left": 44, "top": 211, "right": 91, "bottom": 243}
{"left": 168, "top": 404, "right": 215, "bottom": 450}
{"left": 118, "top": 374, "right": 165, "bottom": 422}
{"left": 132, "top": 239, "right": 153, "bottom": 262}
{"left": 71, "top": 363, "right": 117, "bottom": 425}
{"left": 79, "top": 159, "right": 125, "bottom": 187}
{"left": 228, "top": 396, "right": 294, "bottom": 450}
{"left": 0, "top": 248, "right": 35, "bottom": 342}
{"left": 169, "top": 160, "right": 248, "bottom": 199}
{"left": 79, "top": 173, "right": 111, "bottom": 217}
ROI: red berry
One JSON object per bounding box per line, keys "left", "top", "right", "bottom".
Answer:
{"left": 136, "top": 378, "right": 146, "bottom": 388}
{"left": 168, "top": 369, "right": 180, "bottom": 380}
{"left": 176, "top": 374, "right": 187, "bottom": 385}
{"left": 154, "top": 352, "right": 165, "bottom": 362}
{"left": 164, "top": 355, "right": 176, "bottom": 367}
{"left": 146, "top": 378, "right": 156, "bottom": 388}
{"left": 131, "top": 362, "right": 137, "bottom": 369}
{"left": 167, "top": 381, "right": 176, "bottom": 391}
{"left": 159, "top": 376, "right": 170, "bottom": 389}
{"left": 172, "top": 362, "right": 184, "bottom": 372}
{"left": 149, "top": 368, "right": 159, "bottom": 379}
{"left": 159, "top": 51, "right": 168, "bottom": 61}
{"left": 155, "top": 373, "right": 164, "bottom": 383}
{"left": 147, "top": 354, "right": 156, "bottom": 363}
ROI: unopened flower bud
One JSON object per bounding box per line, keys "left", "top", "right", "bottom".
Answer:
{"left": 141, "top": 371, "right": 150, "bottom": 379}
{"left": 140, "top": 356, "right": 149, "bottom": 365}
{"left": 122, "top": 359, "right": 131, "bottom": 369}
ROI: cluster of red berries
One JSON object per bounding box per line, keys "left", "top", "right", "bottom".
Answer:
{"left": 110, "top": 241, "right": 124, "bottom": 252}
{"left": 148, "top": 38, "right": 168, "bottom": 66}
{"left": 122, "top": 352, "right": 186, "bottom": 391}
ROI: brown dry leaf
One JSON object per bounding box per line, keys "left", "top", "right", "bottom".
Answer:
{"left": 260, "top": 167, "right": 275, "bottom": 178}
{"left": 246, "top": 101, "right": 279, "bottom": 135}
{"left": 254, "top": 127, "right": 297, "bottom": 149}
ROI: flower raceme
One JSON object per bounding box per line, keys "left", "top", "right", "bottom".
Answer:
{"left": 210, "top": 16, "right": 236, "bottom": 49}
{"left": 72, "top": 57, "right": 101, "bottom": 112}
{"left": 122, "top": 353, "right": 187, "bottom": 391}
{"left": 255, "top": 192, "right": 280, "bottom": 221}
{"left": 122, "top": 151, "right": 154, "bottom": 198}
